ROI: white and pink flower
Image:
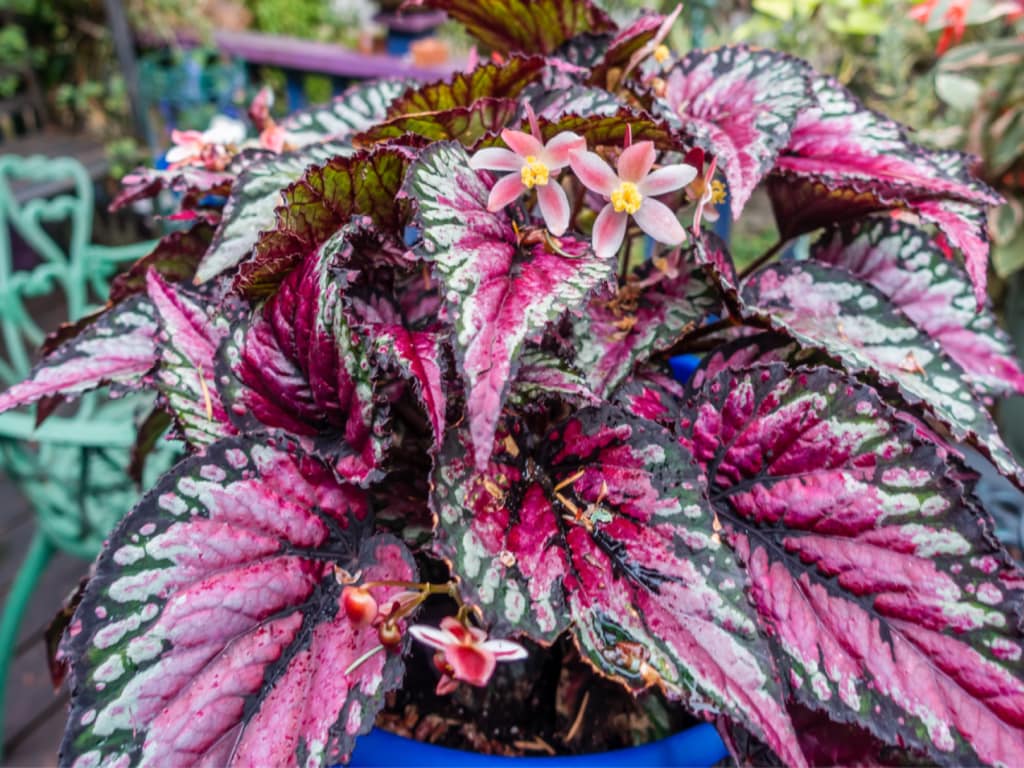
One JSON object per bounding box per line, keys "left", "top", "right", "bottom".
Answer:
{"left": 569, "top": 140, "right": 696, "bottom": 259}
{"left": 469, "top": 120, "right": 585, "bottom": 236}
{"left": 165, "top": 115, "right": 247, "bottom": 170}
{"left": 409, "top": 617, "right": 527, "bottom": 695}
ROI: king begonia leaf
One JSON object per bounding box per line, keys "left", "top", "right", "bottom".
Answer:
{"left": 508, "top": 349, "right": 601, "bottom": 410}
{"left": 282, "top": 79, "right": 407, "bottom": 146}
{"left": 385, "top": 56, "right": 544, "bottom": 117}
{"left": 235, "top": 146, "right": 413, "bottom": 297}
{"left": 432, "top": 408, "right": 806, "bottom": 767}
{"left": 678, "top": 364, "right": 1024, "bottom": 766}
{"left": 219, "top": 236, "right": 384, "bottom": 484}
{"left": 371, "top": 325, "right": 447, "bottom": 453}
{"left": 404, "top": 141, "right": 615, "bottom": 469}
{"left": 196, "top": 141, "right": 352, "bottom": 284}
{"left": 538, "top": 108, "right": 681, "bottom": 150}
{"left": 660, "top": 46, "right": 813, "bottom": 216}
{"left": 572, "top": 258, "right": 721, "bottom": 397}
{"left": 146, "top": 272, "right": 236, "bottom": 446}
{"left": 0, "top": 296, "right": 157, "bottom": 414}
{"left": 108, "top": 222, "right": 214, "bottom": 303}
{"left": 59, "top": 439, "right": 416, "bottom": 768}
{"left": 741, "top": 260, "right": 1024, "bottom": 486}
{"left": 769, "top": 76, "right": 1003, "bottom": 305}
{"left": 412, "top": 0, "right": 616, "bottom": 56}
{"left": 610, "top": 365, "right": 684, "bottom": 427}
{"left": 354, "top": 98, "right": 520, "bottom": 148}
{"left": 810, "top": 218, "right": 1024, "bottom": 397}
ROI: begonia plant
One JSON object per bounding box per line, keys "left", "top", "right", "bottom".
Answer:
{"left": 5, "top": 0, "right": 1024, "bottom": 765}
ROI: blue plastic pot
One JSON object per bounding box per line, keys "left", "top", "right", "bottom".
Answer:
{"left": 349, "top": 723, "right": 727, "bottom": 767}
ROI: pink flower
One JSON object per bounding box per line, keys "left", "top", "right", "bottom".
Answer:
{"left": 569, "top": 140, "right": 696, "bottom": 259}
{"left": 689, "top": 154, "right": 722, "bottom": 235}
{"left": 469, "top": 125, "right": 585, "bottom": 236}
{"left": 409, "top": 617, "right": 527, "bottom": 695}
{"left": 165, "top": 116, "right": 247, "bottom": 170}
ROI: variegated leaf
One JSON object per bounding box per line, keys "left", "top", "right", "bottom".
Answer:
{"left": 219, "top": 234, "right": 384, "bottom": 484}
{"left": 235, "top": 146, "right": 413, "bottom": 297}
{"left": 371, "top": 325, "right": 446, "bottom": 453}
{"left": 679, "top": 364, "right": 1024, "bottom": 766}
{"left": 196, "top": 141, "right": 352, "bottom": 283}
{"left": 404, "top": 141, "right": 615, "bottom": 469}
{"left": 413, "top": 0, "right": 616, "bottom": 55}
{"left": 432, "top": 409, "right": 806, "bottom": 767}
{"left": 810, "top": 218, "right": 1024, "bottom": 397}
{"left": 741, "top": 260, "right": 1024, "bottom": 486}
{"left": 385, "top": 56, "right": 544, "bottom": 117}
{"left": 660, "top": 46, "right": 813, "bottom": 215}
{"left": 354, "top": 98, "right": 520, "bottom": 148}
{"left": 610, "top": 365, "right": 684, "bottom": 426}
{"left": 769, "top": 76, "right": 1003, "bottom": 305}
{"left": 59, "top": 439, "right": 416, "bottom": 768}
{"left": 146, "top": 272, "right": 236, "bottom": 446}
{"left": 538, "top": 108, "right": 681, "bottom": 150}
{"left": 281, "top": 79, "right": 408, "bottom": 146}
{"left": 0, "top": 296, "right": 157, "bottom": 413}
{"left": 573, "top": 258, "right": 721, "bottom": 397}
{"left": 508, "top": 348, "right": 601, "bottom": 410}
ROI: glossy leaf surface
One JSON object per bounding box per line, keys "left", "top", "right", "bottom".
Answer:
{"left": 661, "top": 46, "right": 812, "bottom": 215}
{"left": 432, "top": 409, "right": 805, "bottom": 766}
{"left": 679, "top": 364, "right": 1024, "bottom": 766}
{"left": 405, "top": 141, "right": 614, "bottom": 469}
{"left": 60, "top": 440, "right": 416, "bottom": 768}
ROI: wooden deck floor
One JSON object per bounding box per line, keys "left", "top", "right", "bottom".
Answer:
{"left": 1, "top": 473, "right": 85, "bottom": 767}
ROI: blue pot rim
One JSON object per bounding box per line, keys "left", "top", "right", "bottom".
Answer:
{"left": 348, "top": 721, "right": 727, "bottom": 766}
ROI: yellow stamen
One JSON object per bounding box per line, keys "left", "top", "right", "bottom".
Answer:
{"left": 520, "top": 155, "right": 550, "bottom": 188}
{"left": 611, "top": 181, "right": 643, "bottom": 214}
{"left": 710, "top": 179, "right": 726, "bottom": 204}
{"left": 653, "top": 45, "right": 670, "bottom": 64}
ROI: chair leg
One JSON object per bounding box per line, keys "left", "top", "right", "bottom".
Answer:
{"left": 0, "top": 531, "right": 54, "bottom": 760}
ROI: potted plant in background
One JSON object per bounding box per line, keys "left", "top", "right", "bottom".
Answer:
{"left": 3, "top": 0, "right": 1024, "bottom": 764}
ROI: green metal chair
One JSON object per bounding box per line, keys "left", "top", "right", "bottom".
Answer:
{"left": 0, "top": 154, "right": 175, "bottom": 750}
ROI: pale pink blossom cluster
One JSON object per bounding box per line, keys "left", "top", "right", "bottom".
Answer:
{"left": 469, "top": 115, "right": 702, "bottom": 259}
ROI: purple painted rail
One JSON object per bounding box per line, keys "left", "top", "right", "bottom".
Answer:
{"left": 212, "top": 29, "right": 457, "bottom": 80}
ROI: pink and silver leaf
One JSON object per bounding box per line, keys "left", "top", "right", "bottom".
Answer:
{"left": 0, "top": 295, "right": 158, "bottom": 415}
{"left": 431, "top": 409, "right": 807, "bottom": 767}
{"left": 679, "top": 363, "right": 1024, "bottom": 766}
{"left": 769, "top": 76, "right": 1002, "bottom": 305}
{"left": 59, "top": 439, "right": 416, "bottom": 768}
{"left": 146, "top": 272, "right": 237, "bottom": 446}
{"left": 810, "top": 218, "right": 1024, "bottom": 397}
{"left": 219, "top": 235, "right": 385, "bottom": 484}
{"left": 404, "top": 141, "right": 615, "bottom": 469}
{"left": 573, "top": 256, "right": 721, "bottom": 397}
{"left": 741, "top": 260, "right": 1024, "bottom": 487}
{"left": 660, "top": 45, "right": 814, "bottom": 216}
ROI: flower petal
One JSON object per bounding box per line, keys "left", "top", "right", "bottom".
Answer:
{"left": 569, "top": 150, "right": 619, "bottom": 196}
{"left": 634, "top": 198, "right": 686, "bottom": 246}
{"left": 487, "top": 173, "right": 526, "bottom": 211}
{"left": 446, "top": 644, "right": 497, "bottom": 687}
{"left": 536, "top": 181, "right": 571, "bottom": 235}
{"left": 470, "top": 147, "right": 524, "bottom": 172}
{"left": 541, "top": 131, "right": 586, "bottom": 168}
{"left": 481, "top": 639, "right": 529, "bottom": 660}
{"left": 592, "top": 204, "right": 628, "bottom": 259}
{"left": 409, "top": 624, "right": 458, "bottom": 651}
{"left": 171, "top": 129, "right": 203, "bottom": 146}
{"left": 436, "top": 674, "right": 459, "bottom": 695}
{"left": 164, "top": 146, "right": 197, "bottom": 165}
{"left": 501, "top": 128, "right": 543, "bottom": 157}
{"left": 638, "top": 164, "right": 698, "bottom": 196}
{"left": 617, "top": 141, "right": 656, "bottom": 183}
